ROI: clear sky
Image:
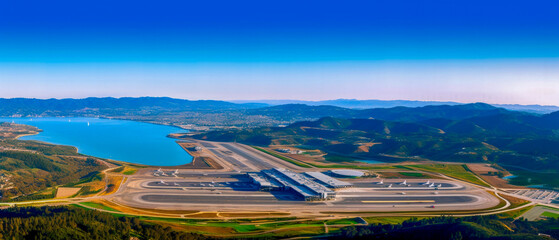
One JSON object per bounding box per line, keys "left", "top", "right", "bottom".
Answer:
{"left": 0, "top": 0, "right": 558, "bottom": 105}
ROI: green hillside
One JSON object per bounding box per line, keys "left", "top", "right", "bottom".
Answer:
{"left": 0, "top": 124, "right": 107, "bottom": 201}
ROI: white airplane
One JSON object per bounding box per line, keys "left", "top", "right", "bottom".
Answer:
{"left": 153, "top": 173, "right": 159, "bottom": 176}
{"left": 174, "top": 182, "right": 179, "bottom": 186}
{"left": 399, "top": 192, "right": 406, "bottom": 195}
{"left": 437, "top": 184, "right": 442, "bottom": 188}
{"left": 422, "top": 180, "right": 431, "bottom": 185}
{"left": 174, "top": 169, "right": 179, "bottom": 174}
{"left": 159, "top": 180, "right": 165, "bottom": 184}
{"left": 387, "top": 184, "right": 392, "bottom": 188}
{"left": 157, "top": 168, "right": 162, "bottom": 172}
{"left": 400, "top": 180, "right": 407, "bottom": 185}
{"left": 429, "top": 183, "right": 435, "bottom": 188}
{"left": 377, "top": 179, "right": 384, "bottom": 184}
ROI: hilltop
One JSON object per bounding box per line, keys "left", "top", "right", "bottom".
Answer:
{"left": 193, "top": 104, "right": 559, "bottom": 173}
{"left": 0, "top": 123, "right": 107, "bottom": 201}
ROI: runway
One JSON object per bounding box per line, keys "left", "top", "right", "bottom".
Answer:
{"left": 109, "top": 140, "right": 500, "bottom": 214}
{"left": 138, "top": 193, "right": 478, "bottom": 206}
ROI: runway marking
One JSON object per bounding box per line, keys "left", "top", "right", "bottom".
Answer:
{"left": 361, "top": 200, "right": 435, "bottom": 203}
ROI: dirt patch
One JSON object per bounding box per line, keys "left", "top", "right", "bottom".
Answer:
{"left": 468, "top": 164, "right": 521, "bottom": 189}
{"left": 103, "top": 175, "right": 125, "bottom": 195}
{"left": 55, "top": 187, "right": 81, "bottom": 198}
{"left": 500, "top": 193, "right": 531, "bottom": 208}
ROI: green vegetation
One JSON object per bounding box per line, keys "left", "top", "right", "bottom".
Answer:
{"left": 0, "top": 206, "right": 210, "bottom": 240}
{"left": 78, "top": 202, "right": 121, "bottom": 212}
{"left": 497, "top": 205, "right": 535, "bottom": 219}
{"left": 336, "top": 215, "right": 559, "bottom": 239}
{"left": 0, "top": 124, "right": 107, "bottom": 201}
{"left": 253, "top": 146, "right": 312, "bottom": 168}
{"left": 110, "top": 166, "right": 125, "bottom": 173}
{"left": 542, "top": 212, "right": 559, "bottom": 218}
{"left": 408, "top": 164, "right": 490, "bottom": 187}
{"left": 123, "top": 169, "right": 138, "bottom": 175}
{"left": 398, "top": 172, "right": 426, "bottom": 177}
{"left": 506, "top": 169, "right": 559, "bottom": 188}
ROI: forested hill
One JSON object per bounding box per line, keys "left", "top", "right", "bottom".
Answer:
{"left": 0, "top": 123, "right": 106, "bottom": 201}
{"left": 0, "top": 97, "right": 262, "bottom": 117}
{"left": 0, "top": 206, "right": 211, "bottom": 240}
{"left": 193, "top": 113, "right": 559, "bottom": 171}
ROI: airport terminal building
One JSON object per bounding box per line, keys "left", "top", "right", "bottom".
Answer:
{"left": 248, "top": 168, "right": 352, "bottom": 201}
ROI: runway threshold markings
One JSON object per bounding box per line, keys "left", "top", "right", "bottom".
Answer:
{"left": 361, "top": 200, "right": 435, "bottom": 203}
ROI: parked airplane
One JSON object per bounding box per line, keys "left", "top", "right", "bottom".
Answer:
{"left": 400, "top": 180, "right": 407, "bottom": 185}
{"left": 377, "top": 179, "right": 384, "bottom": 184}
{"left": 422, "top": 180, "right": 431, "bottom": 185}
{"left": 429, "top": 183, "right": 435, "bottom": 188}
{"left": 387, "top": 184, "right": 392, "bottom": 188}
{"left": 159, "top": 180, "right": 165, "bottom": 184}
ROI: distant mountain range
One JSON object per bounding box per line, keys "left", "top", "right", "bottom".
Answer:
{"left": 0, "top": 97, "right": 558, "bottom": 129}
{"left": 232, "top": 99, "right": 559, "bottom": 114}
{"left": 0, "top": 97, "right": 260, "bottom": 117}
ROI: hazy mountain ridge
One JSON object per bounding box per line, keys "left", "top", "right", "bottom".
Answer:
{"left": 0, "top": 97, "right": 557, "bottom": 130}
{"left": 0, "top": 97, "right": 259, "bottom": 117}
{"left": 233, "top": 99, "right": 559, "bottom": 114}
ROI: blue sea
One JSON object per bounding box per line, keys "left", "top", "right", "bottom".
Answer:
{"left": 0, "top": 117, "right": 192, "bottom": 166}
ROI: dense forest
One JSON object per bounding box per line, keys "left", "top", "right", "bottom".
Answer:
{"left": 1, "top": 206, "right": 557, "bottom": 240}
{"left": 334, "top": 215, "right": 559, "bottom": 240}
{"left": 0, "top": 206, "right": 211, "bottom": 240}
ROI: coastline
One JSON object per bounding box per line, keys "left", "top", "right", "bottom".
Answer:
{"left": 2, "top": 117, "right": 193, "bottom": 166}
{"left": 14, "top": 132, "right": 40, "bottom": 139}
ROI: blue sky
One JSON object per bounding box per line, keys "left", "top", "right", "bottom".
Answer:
{"left": 0, "top": 0, "right": 558, "bottom": 104}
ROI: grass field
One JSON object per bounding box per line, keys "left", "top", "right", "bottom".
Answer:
{"left": 507, "top": 170, "right": 559, "bottom": 188}
{"left": 542, "top": 211, "right": 559, "bottom": 218}
{"left": 253, "top": 146, "right": 312, "bottom": 168}
{"left": 78, "top": 202, "right": 121, "bottom": 212}
{"left": 123, "top": 169, "right": 137, "bottom": 175}
{"left": 498, "top": 205, "right": 535, "bottom": 219}
{"left": 408, "top": 164, "right": 490, "bottom": 187}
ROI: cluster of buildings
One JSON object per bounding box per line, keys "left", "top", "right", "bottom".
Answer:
{"left": 248, "top": 168, "right": 353, "bottom": 201}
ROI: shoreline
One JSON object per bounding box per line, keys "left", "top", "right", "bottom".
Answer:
{"left": 14, "top": 132, "right": 40, "bottom": 139}
{"left": 3, "top": 117, "right": 194, "bottom": 167}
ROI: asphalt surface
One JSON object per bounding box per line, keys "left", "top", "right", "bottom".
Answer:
{"left": 208, "top": 148, "right": 252, "bottom": 171}
{"left": 138, "top": 193, "right": 477, "bottom": 206}
{"left": 221, "top": 143, "right": 276, "bottom": 169}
